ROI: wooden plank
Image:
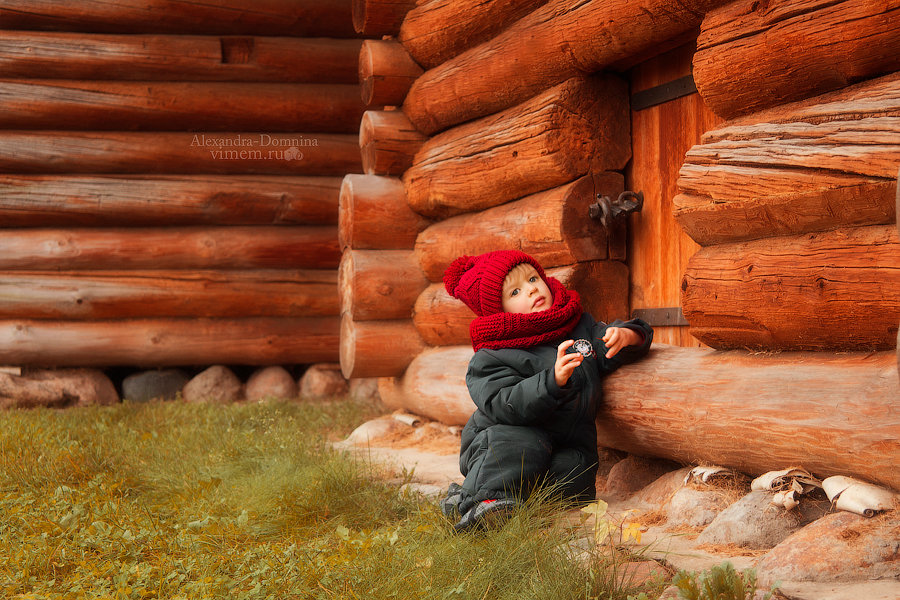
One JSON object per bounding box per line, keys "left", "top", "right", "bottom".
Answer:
{"left": 0, "top": 32, "right": 362, "bottom": 82}
{"left": 0, "top": 0, "right": 358, "bottom": 37}
{"left": 339, "top": 315, "right": 426, "bottom": 378}
{"left": 359, "top": 39, "right": 422, "bottom": 107}
{"left": 675, "top": 73, "right": 900, "bottom": 245}
{"left": 598, "top": 344, "right": 900, "bottom": 491}
{"left": 359, "top": 110, "right": 427, "bottom": 176}
{"left": 682, "top": 225, "right": 900, "bottom": 351}
{"left": 627, "top": 44, "right": 723, "bottom": 348}
{"left": 0, "top": 227, "right": 340, "bottom": 271}
{"left": 694, "top": 0, "right": 900, "bottom": 119}
{"left": 405, "top": 75, "right": 629, "bottom": 219}
{"left": 338, "top": 174, "right": 429, "bottom": 250}
{"left": 0, "top": 270, "right": 339, "bottom": 319}
{"left": 352, "top": 0, "right": 416, "bottom": 35}
{"left": 0, "top": 80, "right": 365, "bottom": 133}
{"left": 0, "top": 317, "right": 340, "bottom": 367}
{"left": 339, "top": 249, "right": 428, "bottom": 320}
{"left": 414, "top": 173, "right": 622, "bottom": 282}
{"left": 398, "top": 0, "right": 548, "bottom": 69}
{"left": 402, "top": 0, "right": 728, "bottom": 135}
{"left": 0, "top": 132, "right": 361, "bottom": 175}
{"left": 0, "top": 175, "right": 340, "bottom": 227}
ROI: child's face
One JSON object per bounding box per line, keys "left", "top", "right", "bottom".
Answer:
{"left": 501, "top": 263, "right": 552, "bottom": 314}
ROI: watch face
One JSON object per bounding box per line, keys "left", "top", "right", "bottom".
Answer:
{"left": 572, "top": 339, "right": 593, "bottom": 357}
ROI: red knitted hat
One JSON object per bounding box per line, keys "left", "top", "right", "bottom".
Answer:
{"left": 443, "top": 250, "right": 547, "bottom": 317}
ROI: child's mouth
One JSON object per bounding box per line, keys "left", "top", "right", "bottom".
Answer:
{"left": 532, "top": 297, "right": 546, "bottom": 309}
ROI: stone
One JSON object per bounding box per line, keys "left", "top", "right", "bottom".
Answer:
{"left": 616, "top": 560, "right": 671, "bottom": 588}
{"left": 122, "top": 369, "right": 189, "bottom": 402}
{"left": 245, "top": 366, "right": 297, "bottom": 402}
{"left": 632, "top": 467, "right": 693, "bottom": 508}
{"left": 756, "top": 510, "right": 900, "bottom": 587}
{"left": 602, "top": 455, "right": 682, "bottom": 501}
{"left": 0, "top": 368, "right": 118, "bottom": 408}
{"left": 182, "top": 366, "right": 243, "bottom": 404}
{"left": 298, "top": 363, "right": 348, "bottom": 399}
{"left": 664, "top": 486, "right": 731, "bottom": 528}
{"left": 696, "top": 490, "right": 830, "bottom": 550}
{"left": 348, "top": 377, "right": 380, "bottom": 403}
{"left": 339, "top": 416, "right": 413, "bottom": 447}
{"left": 656, "top": 584, "right": 680, "bottom": 600}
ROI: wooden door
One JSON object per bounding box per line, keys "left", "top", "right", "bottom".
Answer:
{"left": 625, "top": 43, "right": 724, "bottom": 347}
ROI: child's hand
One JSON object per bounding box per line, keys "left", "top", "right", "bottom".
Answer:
{"left": 601, "top": 327, "right": 642, "bottom": 359}
{"left": 555, "top": 340, "right": 583, "bottom": 387}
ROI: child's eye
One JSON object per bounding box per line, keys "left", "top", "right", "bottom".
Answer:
{"left": 510, "top": 289, "right": 519, "bottom": 296}
{"left": 529, "top": 276, "right": 538, "bottom": 282}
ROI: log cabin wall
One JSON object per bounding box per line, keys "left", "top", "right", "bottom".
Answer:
{"left": 349, "top": 0, "right": 899, "bottom": 488}
{"left": 0, "top": 0, "right": 367, "bottom": 366}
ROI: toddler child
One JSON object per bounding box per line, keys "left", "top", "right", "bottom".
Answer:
{"left": 440, "top": 250, "right": 653, "bottom": 530}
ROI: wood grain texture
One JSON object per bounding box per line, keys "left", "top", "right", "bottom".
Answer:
{"left": 359, "top": 110, "right": 427, "bottom": 176}
{"left": 402, "top": 0, "right": 726, "bottom": 135}
{"left": 0, "top": 175, "right": 340, "bottom": 227}
{"left": 676, "top": 73, "right": 900, "bottom": 245}
{"left": 405, "top": 75, "right": 629, "bottom": 219}
{"left": 682, "top": 225, "right": 900, "bottom": 351}
{"left": 359, "top": 39, "right": 423, "bottom": 107}
{"left": 0, "top": 32, "right": 361, "bottom": 82}
{"left": 338, "top": 174, "right": 429, "bottom": 250}
{"left": 339, "top": 249, "right": 428, "bottom": 320}
{"left": 414, "top": 173, "right": 622, "bottom": 282}
{"left": 0, "top": 270, "right": 338, "bottom": 319}
{"left": 0, "top": 227, "right": 340, "bottom": 271}
{"left": 694, "top": 0, "right": 900, "bottom": 119}
{"left": 339, "top": 314, "right": 426, "bottom": 378}
{"left": 627, "top": 44, "right": 723, "bottom": 347}
{"left": 352, "top": 0, "right": 416, "bottom": 35}
{"left": 0, "top": 0, "right": 358, "bottom": 37}
{"left": 413, "top": 261, "right": 629, "bottom": 346}
{"left": 0, "top": 80, "right": 365, "bottom": 133}
{"left": 598, "top": 344, "right": 900, "bottom": 491}
{"left": 398, "top": 0, "right": 548, "bottom": 69}
{"left": 377, "top": 346, "right": 474, "bottom": 425}
{"left": 0, "top": 317, "right": 340, "bottom": 367}
{"left": 0, "top": 132, "right": 361, "bottom": 175}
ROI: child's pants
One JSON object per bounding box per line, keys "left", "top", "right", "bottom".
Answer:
{"left": 457, "top": 423, "right": 597, "bottom": 516}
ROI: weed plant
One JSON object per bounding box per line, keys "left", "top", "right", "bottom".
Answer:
{"left": 0, "top": 398, "right": 666, "bottom": 599}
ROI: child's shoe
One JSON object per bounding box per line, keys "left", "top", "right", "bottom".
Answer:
{"left": 439, "top": 482, "right": 464, "bottom": 518}
{"left": 453, "top": 498, "right": 517, "bottom": 532}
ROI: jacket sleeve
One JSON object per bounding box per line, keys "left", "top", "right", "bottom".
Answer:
{"left": 593, "top": 317, "right": 654, "bottom": 375}
{"left": 465, "top": 350, "right": 577, "bottom": 426}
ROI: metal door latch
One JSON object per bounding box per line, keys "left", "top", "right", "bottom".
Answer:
{"left": 589, "top": 191, "right": 644, "bottom": 228}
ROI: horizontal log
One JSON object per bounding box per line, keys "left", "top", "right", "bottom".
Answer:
{"left": 377, "top": 346, "right": 475, "bottom": 425}
{"left": 352, "top": 0, "right": 417, "bottom": 35}
{"left": 398, "top": 0, "right": 548, "bottom": 70}
{"left": 339, "top": 314, "right": 426, "bottom": 378}
{"left": 403, "top": 0, "right": 727, "bottom": 135}
{"left": 339, "top": 249, "right": 428, "bottom": 320}
{"left": 0, "top": 80, "right": 365, "bottom": 133}
{"left": 0, "top": 0, "right": 358, "bottom": 37}
{"left": 0, "top": 317, "right": 340, "bottom": 367}
{"left": 0, "top": 32, "right": 362, "bottom": 82}
{"left": 338, "top": 174, "right": 429, "bottom": 250}
{"left": 0, "top": 175, "right": 340, "bottom": 227}
{"left": 675, "top": 73, "right": 900, "bottom": 245}
{"left": 598, "top": 344, "right": 900, "bottom": 491}
{"left": 404, "top": 75, "right": 629, "bottom": 218}
{"left": 415, "top": 173, "right": 623, "bottom": 281}
{"left": 682, "top": 225, "right": 900, "bottom": 351}
{"left": 0, "top": 227, "right": 340, "bottom": 271}
{"left": 694, "top": 0, "right": 900, "bottom": 120}
{"left": 0, "top": 270, "right": 338, "bottom": 319}
{"left": 359, "top": 39, "right": 423, "bottom": 107}
{"left": 360, "top": 110, "right": 428, "bottom": 176}
{"left": 413, "top": 261, "right": 629, "bottom": 346}
{"left": 0, "top": 132, "right": 361, "bottom": 175}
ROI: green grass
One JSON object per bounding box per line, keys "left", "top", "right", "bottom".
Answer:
{"left": 0, "top": 398, "right": 669, "bottom": 600}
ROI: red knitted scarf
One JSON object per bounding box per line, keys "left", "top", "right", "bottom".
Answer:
{"left": 469, "top": 277, "right": 583, "bottom": 351}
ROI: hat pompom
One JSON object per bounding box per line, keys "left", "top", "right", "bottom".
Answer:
{"left": 443, "top": 255, "right": 474, "bottom": 297}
